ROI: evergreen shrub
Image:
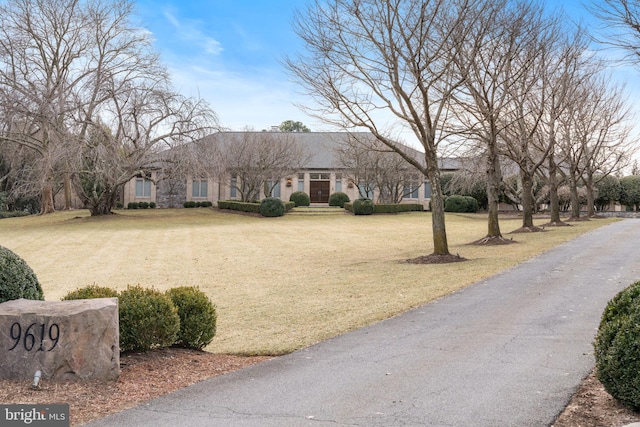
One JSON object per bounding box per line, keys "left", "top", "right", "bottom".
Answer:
{"left": 352, "top": 198, "right": 374, "bottom": 215}
{"left": 118, "top": 285, "right": 180, "bottom": 353}
{"left": 260, "top": 197, "right": 285, "bottom": 217}
{"left": 289, "top": 191, "right": 311, "bottom": 207}
{"left": 0, "top": 245, "right": 44, "bottom": 304}
{"left": 62, "top": 284, "right": 118, "bottom": 300}
{"left": 166, "top": 286, "right": 217, "bottom": 350}
{"left": 444, "top": 195, "right": 468, "bottom": 212}
{"left": 329, "top": 192, "right": 350, "bottom": 208}
{"left": 594, "top": 281, "right": 640, "bottom": 410}
{"left": 127, "top": 202, "right": 139, "bottom": 209}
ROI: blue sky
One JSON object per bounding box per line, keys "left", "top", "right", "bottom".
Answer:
{"left": 134, "top": 0, "right": 638, "bottom": 135}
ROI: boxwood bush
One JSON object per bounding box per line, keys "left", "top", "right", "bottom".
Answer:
{"left": 119, "top": 285, "right": 180, "bottom": 353}
{"left": 594, "top": 281, "right": 640, "bottom": 410}
{"left": 329, "top": 192, "right": 350, "bottom": 208}
{"left": 260, "top": 197, "right": 285, "bottom": 217}
{"left": 0, "top": 245, "right": 44, "bottom": 304}
{"left": 289, "top": 191, "right": 310, "bottom": 207}
{"left": 166, "top": 286, "right": 217, "bottom": 350}
{"left": 218, "top": 200, "right": 261, "bottom": 213}
{"left": 444, "top": 195, "right": 468, "bottom": 212}
{"left": 352, "top": 198, "right": 375, "bottom": 215}
{"left": 62, "top": 284, "right": 119, "bottom": 300}
{"left": 373, "top": 204, "right": 424, "bottom": 213}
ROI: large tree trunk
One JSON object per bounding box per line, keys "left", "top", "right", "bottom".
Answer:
{"left": 546, "top": 153, "right": 565, "bottom": 225}
{"left": 568, "top": 172, "right": 585, "bottom": 221}
{"left": 426, "top": 152, "right": 449, "bottom": 256}
{"left": 40, "top": 182, "right": 55, "bottom": 214}
{"left": 519, "top": 170, "right": 536, "bottom": 230}
{"left": 585, "top": 176, "right": 596, "bottom": 217}
{"left": 63, "top": 173, "right": 73, "bottom": 210}
{"left": 486, "top": 142, "right": 503, "bottom": 238}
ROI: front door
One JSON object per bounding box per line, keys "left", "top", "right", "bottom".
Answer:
{"left": 310, "top": 181, "right": 330, "bottom": 203}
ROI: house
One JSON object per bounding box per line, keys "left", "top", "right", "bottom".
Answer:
{"left": 122, "top": 131, "right": 462, "bottom": 209}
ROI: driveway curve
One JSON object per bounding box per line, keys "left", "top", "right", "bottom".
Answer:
{"left": 84, "top": 219, "right": 640, "bottom": 427}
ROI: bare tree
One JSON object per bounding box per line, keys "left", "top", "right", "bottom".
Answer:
{"left": 216, "top": 131, "right": 310, "bottom": 202}
{"left": 564, "top": 76, "right": 634, "bottom": 218}
{"left": 0, "top": 0, "right": 218, "bottom": 215}
{"left": 335, "top": 134, "right": 416, "bottom": 204}
{"left": 286, "top": 0, "right": 486, "bottom": 261}
{"left": 451, "top": 0, "right": 547, "bottom": 242}
{"left": 589, "top": 0, "right": 640, "bottom": 66}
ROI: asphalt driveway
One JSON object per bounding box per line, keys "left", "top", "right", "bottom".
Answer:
{"left": 83, "top": 219, "right": 640, "bottom": 427}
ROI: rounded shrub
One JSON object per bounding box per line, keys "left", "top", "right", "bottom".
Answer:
{"left": 352, "top": 197, "right": 374, "bottom": 215}
{"left": 594, "top": 281, "right": 640, "bottom": 409}
{"left": 464, "top": 196, "right": 479, "bottom": 213}
{"left": 62, "top": 284, "right": 118, "bottom": 300}
{"left": 118, "top": 285, "right": 180, "bottom": 353}
{"left": 289, "top": 191, "right": 310, "bottom": 207}
{"left": 329, "top": 192, "right": 350, "bottom": 208}
{"left": 166, "top": 286, "right": 217, "bottom": 350}
{"left": 444, "top": 195, "right": 468, "bottom": 212}
{"left": 260, "top": 197, "right": 285, "bottom": 217}
{"left": 0, "top": 245, "right": 44, "bottom": 304}
{"left": 127, "top": 202, "right": 139, "bottom": 209}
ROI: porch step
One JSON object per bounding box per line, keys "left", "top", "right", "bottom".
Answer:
{"left": 289, "top": 206, "right": 347, "bottom": 216}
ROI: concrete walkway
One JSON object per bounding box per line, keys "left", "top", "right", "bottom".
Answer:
{"left": 84, "top": 220, "right": 640, "bottom": 427}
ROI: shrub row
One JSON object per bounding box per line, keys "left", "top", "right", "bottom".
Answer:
{"left": 218, "top": 200, "right": 261, "bottom": 213}
{"left": 594, "top": 281, "right": 640, "bottom": 410}
{"left": 0, "top": 245, "right": 44, "bottom": 304}
{"left": 218, "top": 199, "right": 294, "bottom": 216}
{"left": 183, "top": 201, "right": 213, "bottom": 208}
{"left": 128, "top": 202, "right": 156, "bottom": 209}
{"left": 62, "top": 284, "right": 217, "bottom": 353}
{"left": 0, "top": 211, "right": 31, "bottom": 219}
{"left": 345, "top": 201, "right": 425, "bottom": 215}
{"left": 373, "top": 203, "right": 424, "bottom": 213}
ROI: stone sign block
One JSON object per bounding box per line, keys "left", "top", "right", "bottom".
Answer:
{"left": 0, "top": 298, "right": 119, "bottom": 381}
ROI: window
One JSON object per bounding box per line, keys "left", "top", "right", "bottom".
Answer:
{"left": 424, "top": 182, "right": 432, "bottom": 198}
{"left": 358, "top": 182, "right": 375, "bottom": 199}
{"left": 192, "top": 179, "right": 208, "bottom": 198}
{"left": 336, "top": 173, "right": 342, "bottom": 192}
{"left": 135, "top": 178, "right": 151, "bottom": 198}
{"left": 230, "top": 175, "right": 237, "bottom": 198}
{"left": 404, "top": 176, "right": 420, "bottom": 199}
{"left": 298, "top": 173, "right": 305, "bottom": 192}
{"left": 268, "top": 181, "right": 281, "bottom": 198}
{"left": 310, "top": 173, "right": 330, "bottom": 180}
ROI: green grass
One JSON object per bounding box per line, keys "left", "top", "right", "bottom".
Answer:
{"left": 0, "top": 209, "right": 618, "bottom": 355}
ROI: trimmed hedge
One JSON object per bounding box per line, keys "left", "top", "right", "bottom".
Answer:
{"left": 0, "top": 211, "right": 31, "bottom": 219}
{"left": 260, "top": 197, "right": 286, "bottom": 217}
{"left": 345, "top": 203, "right": 424, "bottom": 214}
{"left": 0, "top": 245, "right": 44, "bottom": 304}
{"left": 352, "top": 198, "right": 375, "bottom": 215}
{"left": 373, "top": 203, "right": 424, "bottom": 213}
{"left": 594, "top": 281, "right": 640, "bottom": 410}
{"left": 218, "top": 200, "right": 261, "bottom": 213}
{"left": 289, "top": 191, "right": 311, "bottom": 207}
{"left": 119, "top": 285, "right": 180, "bottom": 353}
{"left": 329, "top": 192, "right": 350, "bottom": 208}
{"left": 166, "top": 286, "right": 217, "bottom": 350}
{"left": 62, "top": 284, "right": 119, "bottom": 300}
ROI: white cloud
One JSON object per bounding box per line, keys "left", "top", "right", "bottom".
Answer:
{"left": 161, "top": 8, "right": 223, "bottom": 56}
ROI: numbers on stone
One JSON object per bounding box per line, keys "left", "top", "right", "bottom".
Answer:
{"left": 8, "top": 322, "right": 60, "bottom": 352}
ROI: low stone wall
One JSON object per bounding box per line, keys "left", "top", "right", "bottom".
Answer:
{"left": 0, "top": 298, "right": 119, "bottom": 381}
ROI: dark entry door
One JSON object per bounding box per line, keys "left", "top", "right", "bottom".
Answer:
{"left": 310, "top": 181, "right": 330, "bottom": 203}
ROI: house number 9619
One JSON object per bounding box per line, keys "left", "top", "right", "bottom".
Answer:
{"left": 8, "top": 322, "right": 60, "bottom": 352}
